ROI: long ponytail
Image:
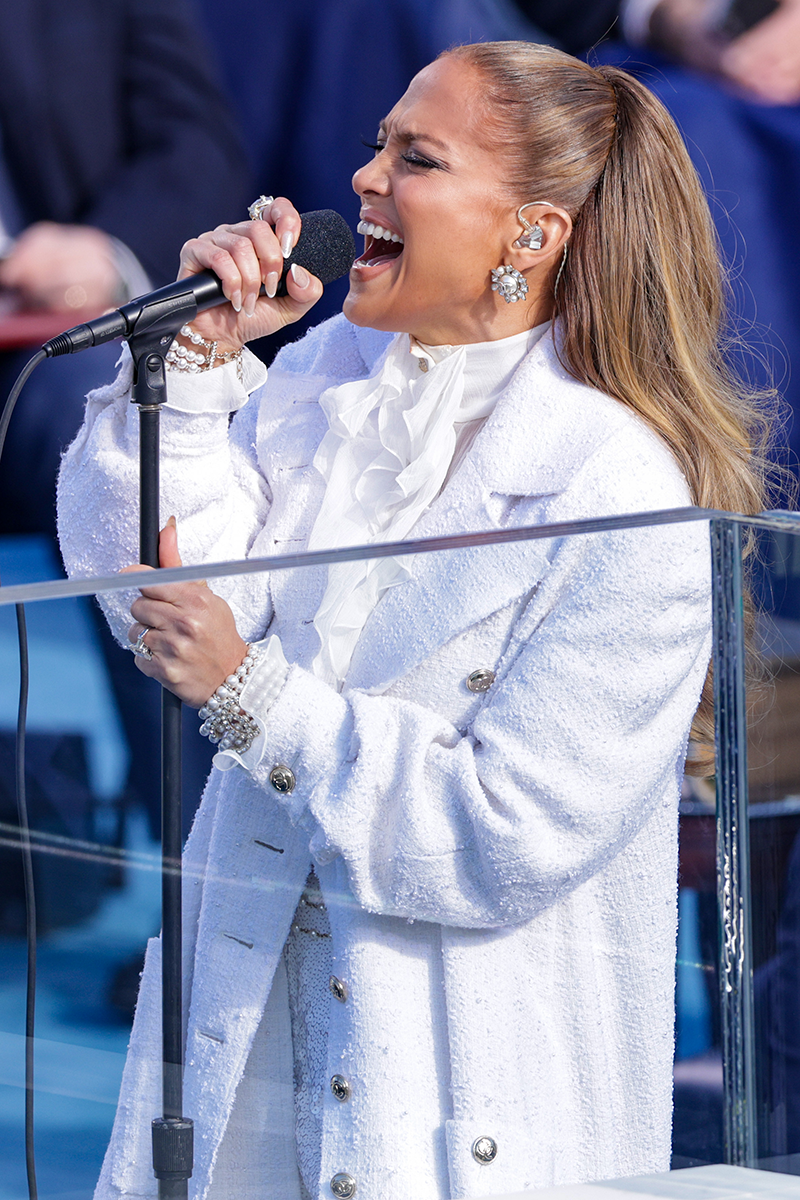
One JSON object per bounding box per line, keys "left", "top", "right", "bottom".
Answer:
{"left": 446, "top": 42, "right": 781, "bottom": 773}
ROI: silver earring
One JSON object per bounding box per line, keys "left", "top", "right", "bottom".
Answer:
{"left": 491, "top": 265, "right": 528, "bottom": 303}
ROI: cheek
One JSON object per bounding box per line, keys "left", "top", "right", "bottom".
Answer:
{"left": 405, "top": 242, "right": 493, "bottom": 303}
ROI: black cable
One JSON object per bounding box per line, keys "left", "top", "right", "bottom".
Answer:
{"left": 0, "top": 349, "right": 47, "bottom": 1200}
{"left": 15, "top": 602, "right": 37, "bottom": 1200}
{"left": 0, "top": 349, "right": 46, "bottom": 464}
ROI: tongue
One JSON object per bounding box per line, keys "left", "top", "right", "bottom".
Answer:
{"left": 367, "top": 237, "right": 403, "bottom": 264}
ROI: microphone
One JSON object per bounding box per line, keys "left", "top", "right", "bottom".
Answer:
{"left": 43, "top": 209, "right": 356, "bottom": 357}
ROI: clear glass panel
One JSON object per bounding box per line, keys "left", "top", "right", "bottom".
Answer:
{"left": 742, "top": 522, "right": 800, "bottom": 1176}
{"left": 0, "top": 515, "right": 774, "bottom": 1197}
{"left": 0, "top": 536, "right": 153, "bottom": 1199}
{"left": 674, "top": 794, "right": 723, "bottom": 1168}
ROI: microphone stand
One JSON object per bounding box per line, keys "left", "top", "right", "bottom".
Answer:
{"left": 126, "top": 298, "right": 196, "bottom": 1199}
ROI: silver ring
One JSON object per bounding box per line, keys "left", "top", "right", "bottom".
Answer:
{"left": 248, "top": 195, "right": 274, "bottom": 221}
{"left": 130, "top": 627, "right": 153, "bottom": 660}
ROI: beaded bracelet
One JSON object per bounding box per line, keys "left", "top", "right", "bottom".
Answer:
{"left": 198, "top": 644, "right": 261, "bottom": 754}
{"left": 166, "top": 324, "right": 244, "bottom": 382}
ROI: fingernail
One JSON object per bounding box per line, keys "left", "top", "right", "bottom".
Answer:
{"left": 244, "top": 292, "right": 257, "bottom": 318}
{"left": 167, "top": 515, "right": 176, "bottom": 529}
{"left": 281, "top": 232, "right": 294, "bottom": 259}
{"left": 266, "top": 271, "right": 279, "bottom": 299}
{"left": 290, "top": 263, "right": 309, "bottom": 289}
{"left": 231, "top": 290, "right": 242, "bottom": 313}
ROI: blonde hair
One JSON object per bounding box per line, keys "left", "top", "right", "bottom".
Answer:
{"left": 445, "top": 41, "right": 780, "bottom": 773}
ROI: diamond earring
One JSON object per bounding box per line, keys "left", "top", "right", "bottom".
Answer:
{"left": 490, "top": 265, "right": 529, "bottom": 303}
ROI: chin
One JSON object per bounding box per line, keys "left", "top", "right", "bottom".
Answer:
{"left": 342, "top": 288, "right": 404, "bottom": 333}
{"left": 342, "top": 290, "right": 369, "bottom": 327}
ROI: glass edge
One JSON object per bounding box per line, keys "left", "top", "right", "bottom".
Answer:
{"left": 0, "top": 503, "right": 730, "bottom": 607}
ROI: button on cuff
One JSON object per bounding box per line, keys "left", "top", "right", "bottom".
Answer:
{"left": 330, "top": 1173, "right": 356, "bottom": 1198}
{"left": 269, "top": 764, "right": 296, "bottom": 794}
{"left": 466, "top": 667, "right": 495, "bottom": 694}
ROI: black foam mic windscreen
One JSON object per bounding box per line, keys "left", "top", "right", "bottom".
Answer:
{"left": 278, "top": 209, "right": 356, "bottom": 294}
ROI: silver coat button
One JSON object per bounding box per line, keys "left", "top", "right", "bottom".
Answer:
{"left": 269, "top": 765, "right": 295, "bottom": 794}
{"left": 329, "top": 974, "right": 348, "bottom": 1003}
{"left": 330, "top": 1173, "right": 356, "bottom": 1198}
{"left": 466, "top": 668, "right": 495, "bottom": 693}
{"left": 472, "top": 1136, "right": 498, "bottom": 1164}
{"left": 330, "top": 1074, "right": 351, "bottom": 1102}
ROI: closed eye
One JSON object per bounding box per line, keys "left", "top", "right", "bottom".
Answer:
{"left": 401, "top": 152, "right": 439, "bottom": 170}
{"left": 361, "top": 138, "right": 439, "bottom": 170}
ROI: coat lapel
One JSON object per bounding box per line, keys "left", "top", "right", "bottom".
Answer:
{"left": 262, "top": 319, "right": 633, "bottom": 692}
{"left": 345, "top": 332, "right": 628, "bottom": 692}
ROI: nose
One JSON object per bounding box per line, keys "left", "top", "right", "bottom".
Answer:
{"left": 352, "top": 152, "right": 389, "bottom": 198}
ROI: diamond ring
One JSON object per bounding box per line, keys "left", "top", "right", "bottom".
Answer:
{"left": 130, "top": 627, "right": 153, "bottom": 661}
{"left": 248, "top": 195, "right": 275, "bottom": 222}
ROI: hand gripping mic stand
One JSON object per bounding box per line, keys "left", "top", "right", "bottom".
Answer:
{"left": 86, "top": 293, "right": 195, "bottom": 1197}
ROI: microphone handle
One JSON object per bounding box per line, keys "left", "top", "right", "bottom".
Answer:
{"left": 43, "top": 271, "right": 238, "bottom": 358}
{"left": 43, "top": 242, "right": 312, "bottom": 358}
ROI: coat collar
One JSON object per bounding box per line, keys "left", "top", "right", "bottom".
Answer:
{"left": 271, "top": 316, "right": 636, "bottom": 691}
{"left": 350, "top": 319, "right": 626, "bottom": 497}
{"left": 344, "top": 323, "right": 632, "bottom": 692}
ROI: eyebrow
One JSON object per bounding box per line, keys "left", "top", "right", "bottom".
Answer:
{"left": 378, "top": 120, "right": 451, "bottom": 153}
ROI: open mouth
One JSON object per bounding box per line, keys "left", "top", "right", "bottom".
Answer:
{"left": 354, "top": 220, "right": 404, "bottom": 269}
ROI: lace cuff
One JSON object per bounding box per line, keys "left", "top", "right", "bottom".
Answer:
{"left": 163, "top": 347, "right": 266, "bottom": 414}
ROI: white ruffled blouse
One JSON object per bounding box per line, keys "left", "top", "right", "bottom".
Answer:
{"left": 307, "top": 322, "right": 550, "bottom": 687}
{"left": 213, "top": 319, "right": 550, "bottom": 776}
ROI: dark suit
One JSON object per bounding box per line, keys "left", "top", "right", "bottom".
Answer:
{"left": 0, "top": 0, "right": 249, "bottom": 285}
{"left": 0, "top": 0, "right": 251, "bottom": 834}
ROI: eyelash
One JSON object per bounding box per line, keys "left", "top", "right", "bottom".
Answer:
{"left": 360, "top": 139, "right": 439, "bottom": 170}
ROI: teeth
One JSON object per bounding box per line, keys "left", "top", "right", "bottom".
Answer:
{"left": 357, "top": 220, "right": 404, "bottom": 245}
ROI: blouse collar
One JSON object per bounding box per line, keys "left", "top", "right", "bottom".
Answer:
{"left": 306, "top": 320, "right": 550, "bottom": 687}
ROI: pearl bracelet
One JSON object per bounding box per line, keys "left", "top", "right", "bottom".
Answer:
{"left": 166, "top": 324, "right": 244, "bottom": 382}
{"left": 198, "top": 644, "right": 262, "bottom": 754}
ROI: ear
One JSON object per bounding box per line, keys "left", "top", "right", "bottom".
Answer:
{"left": 504, "top": 204, "right": 572, "bottom": 274}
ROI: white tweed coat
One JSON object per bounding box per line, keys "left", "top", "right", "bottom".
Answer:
{"left": 57, "top": 315, "right": 712, "bottom": 1200}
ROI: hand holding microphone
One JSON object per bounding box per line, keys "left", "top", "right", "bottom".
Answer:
{"left": 42, "top": 200, "right": 356, "bottom": 358}
{"left": 179, "top": 197, "right": 326, "bottom": 351}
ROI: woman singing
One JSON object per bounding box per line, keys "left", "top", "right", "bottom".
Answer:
{"left": 59, "top": 41, "right": 769, "bottom": 1200}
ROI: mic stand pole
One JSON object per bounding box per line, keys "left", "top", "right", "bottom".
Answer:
{"left": 127, "top": 302, "right": 196, "bottom": 1200}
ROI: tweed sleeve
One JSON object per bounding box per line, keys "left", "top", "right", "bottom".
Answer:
{"left": 57, "top": 347, "right": 271, "bottom": 645}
